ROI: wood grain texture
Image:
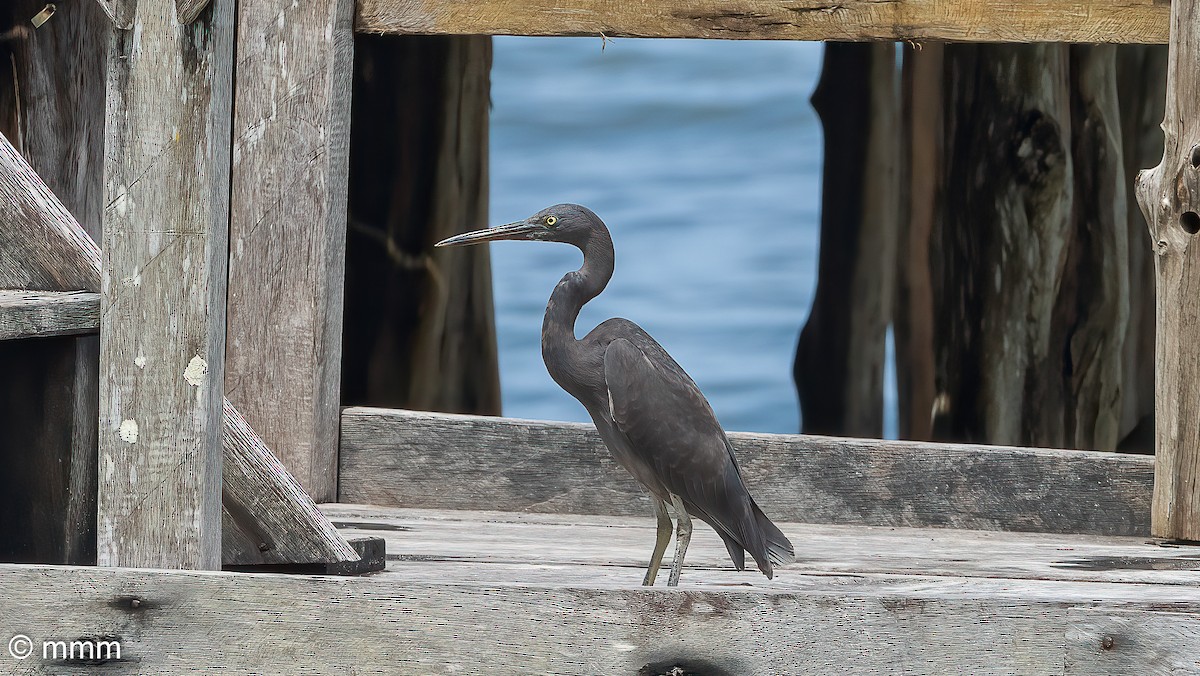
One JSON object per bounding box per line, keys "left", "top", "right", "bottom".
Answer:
{"left": 0, "top": 0, "right": 106, "bottom": 567}
{"left": 97, "top": 0, "right": 234, "bottom": 569}
{"left": 1115, "top": 45, "right": 1166, "bottom": 453}
{"left": 1062, "top": 44, "right": 1129, "bottom": 451}
{"left": 221, "top": 401, "right": 358, "bottom": 566}
{"left": 1067, "top": 610, "right": 1200, "bottom": 673}
{"left": 1135, "top": 0, "right": 1200, "bottom": 539}
{"left": 935, "top": 45, "right": 1074, "bottom": 446}
{"left": 225, "top": 0, "right": 354, "bottom": 503}
{"left": 0, "top": 290, "right": 99, "bottom": 340}
{"left": 0, "top": 130, "right": 101, "bottom": 293}
{"left": 894, "top": 42, "right": 941, "bottom": 441}
{"left": 324, "top": 504, "right": 1200, "bottom": 588}
{"left": 354, "top": 0, "right": 1170, "bottom": 44}
{"left": 339, "top": 407, "right": 1153, "bottom": 536}
{"left": 795, "top": 42, "right": 897, "bottom": 437}
{"left": 2, "top": 540, "right": 1200, "bottom": 673}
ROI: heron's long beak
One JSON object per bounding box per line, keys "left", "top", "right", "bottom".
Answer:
{"left": 434, "top": 221, "right": 539, "bottom": 248}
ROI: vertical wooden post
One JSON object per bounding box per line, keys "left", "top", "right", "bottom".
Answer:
{"left": 895, "top": 43, "right": 942, "bottom": 441}
{"left": 794, "top": 42, "right": 899, "bottom": 437}
{"left": 225, "top": 0, "right": 354, "bottom": 503}
{"left": 1136, "top": 0, "right": 1200, "bottom": 539}
{"left": 341, "top": 36, "right": 499, "bottom": 417}
{"left": 98, "top": 0, "right": 234, "bottom": 569}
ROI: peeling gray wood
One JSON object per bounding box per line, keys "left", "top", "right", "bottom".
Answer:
{"left": 0, "top": 131, "right": 100, "bottom": 293}
{"left": 0, "top": 290, "right": 99, "bottom": 340}
{"left": 1, "top": 555, "right": 1200, "bottom": 673}
{"left": 355, "top": 0, "right": 1170, "bottom": 44}
{"left": 338, "top": 408, "right": 1153, "bottom": 536}
{"left": 221, "top": 401, "right": 358, "bottom": 566}
{"left": 225, "top": 0, "right": 354, "bottom": 503}
{"left": 1135, "top": 0, "right": 1200, "bottom": 540}
{"left": 97, "top": 0, "right": 235, "bottom": 569}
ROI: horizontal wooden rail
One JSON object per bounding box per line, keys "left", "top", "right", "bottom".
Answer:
{"left": 0, "top": 290, "right": 99, "bottom": 340}
{"left": 1, "top": 557, "right": 1198, "bottom": 672}
{"left": 339, "top": 407, "right": 1154, "bottom": 536}
{"left": 354, "top": 0, "right": 1170, "bottom": 44}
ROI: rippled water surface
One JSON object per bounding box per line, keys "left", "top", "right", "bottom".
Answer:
{"left": 489, "top": 37, "right": 896, "bottom": 435}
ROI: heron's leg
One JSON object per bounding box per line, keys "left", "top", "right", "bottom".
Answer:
{"left": 667, "top": 494, "right": 692, "bottom": 587}
{"left": 643, "top": 498, "right": 673, "bottom": 586}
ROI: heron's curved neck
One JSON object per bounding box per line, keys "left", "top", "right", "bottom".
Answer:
{"left": 542, "top": 231, "right": 614, "bottom": 345}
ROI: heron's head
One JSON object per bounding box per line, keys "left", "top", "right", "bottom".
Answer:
{"left": 434, "top": 204, "right": 604, "bottom": 249}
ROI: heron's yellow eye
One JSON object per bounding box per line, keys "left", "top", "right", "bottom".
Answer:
{"left": 545, "top": 216, "right": 558, "bottom": 226}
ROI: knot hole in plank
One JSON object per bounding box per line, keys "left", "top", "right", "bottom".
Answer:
{"left": 1191, "top": 145, "right": 1200, "bottom": 169}
{"left": 1182, "top": 211, "right": 1200, "bottom": 235}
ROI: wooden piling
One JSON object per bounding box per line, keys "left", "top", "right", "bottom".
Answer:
{"left": 1135, "top": 0, "right": 1200, "bottom": 540}
{"left": 97, "top": 0, "right": 234, "bottom": 569}
{"left": 225, "top": 0, "right": 354, "bottom": 503}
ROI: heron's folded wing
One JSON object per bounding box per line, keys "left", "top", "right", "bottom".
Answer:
{"left": 602, "top": 338, "right": 756, "bottom": 540}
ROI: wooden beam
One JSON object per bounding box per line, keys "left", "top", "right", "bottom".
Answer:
{"left": 1136, "top": 0, "right": 1200, "bottom": 539}
{"left": 0, "top": 0, "right": 107, "bottom": 567}
{"left": 225, "top": 0, "right": 354, "bottom": 503}
{"left": 0, "top": 132, "right": 101, "bottom": 293}
{"left": 339, "top": 407, "right": 1153, "bottom": 536}
{"left": 0, "top": 122, "right": 357, "bottom": 568}
{"left": 0, "top": 291, "right": 99, "bottom": 340}
{"left": 221, "top": 401, "right": 359, "bottom": 566}
{"left": 2, "top": 546, "right": 1200, "bottom": 672}
{"left": 354, "top": 0, "right": 1170, "bottom": 44}
{"left": 96, "top": 0, "right": 235, "bottom": 569}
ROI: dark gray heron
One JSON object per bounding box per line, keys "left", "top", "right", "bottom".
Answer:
{"left": 436, "top": 204, "right": 794, "bottom": 585}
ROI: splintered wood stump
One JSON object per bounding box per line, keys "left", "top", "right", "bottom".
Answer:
{"left": 1135, "top": 0, "right": 1200, "bottom": 539}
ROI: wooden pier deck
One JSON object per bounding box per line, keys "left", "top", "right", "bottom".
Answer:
{"left": 4, "top": 504, "right": 1196, "bottom": 674}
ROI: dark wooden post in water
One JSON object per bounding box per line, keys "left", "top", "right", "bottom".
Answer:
{"left": 795, "top": 42, "right": 898, "bottom": 437}
{"left": 1136, "top": 0, "right": 1200, "bottom": 539}
{"left": 97, "top": 0, "right": 234, "bottom": 569}
{"left": 342, "top": 35, "right": 500, "bottom": 416}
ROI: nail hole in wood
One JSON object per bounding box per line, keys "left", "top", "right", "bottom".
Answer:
{"left": 1192, "top": 145, "right": 1200, "bottom": 168}
{"left": 1182, "top": 211, "right": 1200, "bottom": 234}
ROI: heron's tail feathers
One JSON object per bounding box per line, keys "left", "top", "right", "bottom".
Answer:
{"left": 753, "top": 503, "right": 795, "bottom": 569}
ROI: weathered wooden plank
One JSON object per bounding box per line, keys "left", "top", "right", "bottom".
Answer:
{"left": 1, "top": 559, "right": 1199, "bottom": 673}
{"left": 0, "top": 92, "right": 357, "bottom": 568}
{"left": 0, "top": 0, "right": 106, "bottom": 567}
{"left": 1067, "top": 610, "right": 1200, "bottom": 673}
{"left": 354, "top": 0, "right": 1170, "bottom": 44}
{"left": 323, "top": 504, "right": 1200, "bottom": 588}
{"left": 338, "top": 408, "right": 1154, "bottom": 536}
{"left": 225, "top": 0, "right": 354, "bottom": 503}
{"left": 1135, "top": 0, "right": 1200, "bottom": 540}
{"left": 0, "top": 131, "right": 101, "bottom": 293}
{"left": 0, "top": 290, "right": 99, "bottom": 340}
{"left": 221, "top": 401, "right": 359, "bottom": 566}
{"left": 97, "top": 0, "right": 235, "bottom": 569}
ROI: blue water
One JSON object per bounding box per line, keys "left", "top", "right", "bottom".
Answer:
{"left": 488, "top": 37, "right": 896, "bottom": 436}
